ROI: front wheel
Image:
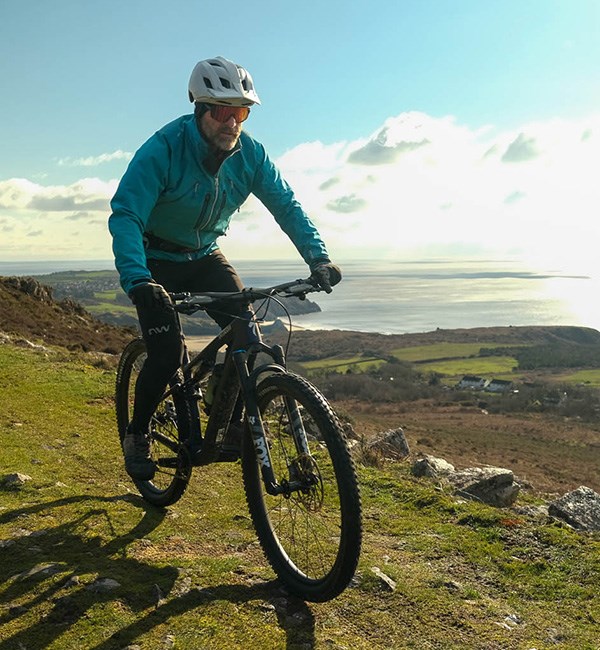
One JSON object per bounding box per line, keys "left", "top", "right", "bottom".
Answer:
{"left": 242, "top": 373, "right": 362, "bottom": 601}
{"left": 115, "top": 338, "right": 192, "bottom": 507}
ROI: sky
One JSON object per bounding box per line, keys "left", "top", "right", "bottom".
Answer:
{"left": 1, "top": 0, "right": 599, "bottom": 273}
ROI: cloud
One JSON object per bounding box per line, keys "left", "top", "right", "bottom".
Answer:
{"left": 0, "top": 178, "right": 41, "bottom": 209}
{"left": 2, "top": 111, "right": 600, "bottom": 268}
{"left": 57, "top": 150, "right": 133, "bottom": 167}
{"left": 326, "top": 193, "right": 367, "bottom": 213}
{"left": 504, "top": 191, "right": 526, "bottom": 204}
{"left": 501, "top": 132, "right": 540, "bottom": 163}
{"left": 29, "top": 196, "right": 109, "bottom": 211}
{"left": 319, "top": 177, "right": 340, "bottom": 191}
{"left": 348, "top": 125, "right": 430, "bottom": 165}
{"left": 64, "top": 211, "right": 92, "bottom": 221}
{"left": 0, "top": 177, "right": 117, "bottom": 260}
{"left": 0, "top": 178, "right": 116, "bottom": 212}
{"left": 266, "top": 111, "right": 600, "bottom": 266}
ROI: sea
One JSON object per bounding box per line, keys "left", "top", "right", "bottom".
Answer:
{"left": 2, "top": 257, "right": 600, "bottom": 335}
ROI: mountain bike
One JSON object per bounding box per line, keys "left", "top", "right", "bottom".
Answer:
{"left": 115, "top": 277, "right": 362, "bottom": 601}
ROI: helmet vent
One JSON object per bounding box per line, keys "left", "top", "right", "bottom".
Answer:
{"left": 203, "top": 77, "right": 214, "bottom": 89}
{"left": 219, "top": 77, "right": 231, "bottom": 89}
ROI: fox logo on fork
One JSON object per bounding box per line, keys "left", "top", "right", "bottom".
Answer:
{"left": 248, "top": 416, "right": 271, "bottom": 468}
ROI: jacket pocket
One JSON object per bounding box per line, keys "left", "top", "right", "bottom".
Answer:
{"left": 194, "top": 193, "right": 212, "bottom": 230}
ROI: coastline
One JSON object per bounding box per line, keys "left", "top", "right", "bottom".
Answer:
{"left": 2, "top": 258, "right": 600, "bottom": 336}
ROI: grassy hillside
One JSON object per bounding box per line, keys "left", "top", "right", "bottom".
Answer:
{"left": 1, "top": 343, "right": 599, "bottom": 649}
{"left": 0, "top": 277, "right": 133, "bottom": 354}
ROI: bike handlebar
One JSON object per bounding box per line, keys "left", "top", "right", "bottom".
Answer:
{"left": 171, "top": 277, "right": 321, "bottom": 314}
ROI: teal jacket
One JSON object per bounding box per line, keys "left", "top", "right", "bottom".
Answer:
{"left": 108, "top": 114, "right": 329, "bottom": 293}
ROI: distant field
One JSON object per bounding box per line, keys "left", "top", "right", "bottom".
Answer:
{"left": 417, "top": 356, "right": 518, "bottom": 379}
{"left": 301, "top": 356, "right": 387, "bottom": 374}
{"left": 392, "top": 342, "right": 491, "bottom": 362}
{"left": 93, "top": 290, "right": 121, "bottom": 300}
{"left": 393, "top": 341, "right": 529, "bottom": 362}
{"left": 85, "top": 301, "right": 133, "bottom": 315}
{"left": 300, "top": 342, "right": 522, "bottom": 379}
{"left": 561, "top": 368, "right": 600, "bottom": 386}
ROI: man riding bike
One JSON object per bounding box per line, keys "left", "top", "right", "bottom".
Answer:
{"left": 108, "top": 56, "right": 341, "bottom": 481}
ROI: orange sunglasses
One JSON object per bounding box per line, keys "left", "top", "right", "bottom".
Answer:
{"left": 209, "top": 105, "right": 250, "bottom": 123}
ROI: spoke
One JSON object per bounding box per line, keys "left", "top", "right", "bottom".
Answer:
{"left": 263, "top": 396, "right": 342, "bottom": 578}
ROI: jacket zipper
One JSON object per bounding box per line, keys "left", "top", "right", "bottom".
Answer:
{"left": 194, "top": 193, "right": 212, "bottom": 231}
{"left": 194, "top": 148, "right": 240, "bottom": 245}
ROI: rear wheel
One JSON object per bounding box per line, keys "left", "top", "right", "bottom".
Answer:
{"left": 242, "top": 373, "right": 361, "bottom": 601}
{"left": 115, "top": 339, "right": 192, "bottom": 507}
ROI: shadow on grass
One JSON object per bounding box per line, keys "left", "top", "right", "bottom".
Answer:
{"left": 0, "top": 494, "right": 315, "bottom": 650}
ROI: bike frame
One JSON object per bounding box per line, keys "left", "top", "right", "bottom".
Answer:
{"left": 159, "top": 307, "right": 312, "bottom": 497}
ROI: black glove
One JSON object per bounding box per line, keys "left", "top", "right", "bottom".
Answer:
{"left": 129, "top": 281, "right": 173, "bottom": 310}
{"left": 310, "top": 260, "right": 342, "bottom": 293}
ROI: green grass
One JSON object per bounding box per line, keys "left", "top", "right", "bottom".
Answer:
{"left": 418, "top": 356, "right": 518, "bottom": 379}
{"left": 93, "top": 290, "right": 121, "bottom": 301}
{"left": 300, "top": 355, "right": 387, "bottom": 374}
{"left": 300, "top": 342, "right": 524, "bottom": 380}
{"left": 561, "top": 368, "right": 600, "bottom": 386}
{"left": 392, "top": 342, "right": 492, "bottom": 362}
{"left": 1, "top": 343, "right": 599, "bottom": 649}
{"left": 84, "top": 301, "right": 135, "bottom": 315}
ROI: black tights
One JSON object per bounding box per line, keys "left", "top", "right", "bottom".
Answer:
{"left": 130, "top": 250, "right": 244, "bottom": 432}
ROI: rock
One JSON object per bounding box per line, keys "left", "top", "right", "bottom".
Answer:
{"left": 370, "top": 566, "right": 397, "bottom": 592}
{"left": 4, "top": 277, "right": 54, "bottom": 302}
{"left": 62, "top": 575, "right": 81, "bottom": 589}
{"left": 152, "top": 584, "right": 166, "bottom": 608}
{"left": 17, "top": 563, "right": 63, "bottom": 581}
{"left": 512, "top": 504, "right": 549, "bottom": 519}
{"left": 412, "top": 455, "right": 455, "bottom": 478}
{"left": 341, "top": 421, "right": 360, "bottom": 441}
{"left": 14, "top": 338, "right": 49, "bottom": 351}
{"left": 548, "top": 486, "right": 600, "bottom": 532}
{"left": 448, "top": 466, "right": 520, "bottom": 507}
{"left": 86, "top": 577, "right": 121, "bottom": 593}
{"left": 1, "top": 473, "right": 32, "bottom": 489}
{"left": 367, "top": 428, "right": 410, "bottom": 459}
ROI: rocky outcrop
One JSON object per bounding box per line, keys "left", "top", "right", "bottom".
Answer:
{"left": 1, "top": 473, "right": 32, "bottom": 489}
{"left": 406, "top": 454, "right": 600, "bottom": 531}
{"left": 2, "top": 276, "right": 54, "bottom": 302}
{"left": 366, "top": 428, "right": 410, "bottom": 459}
{"left": 410, "top": 458, "right": 520, "bottom": 507}
{"left": 448, "top": 466, "right": 520, "bottom": 508}
{"left": 0, "top": 276, "right": 134, "bottom": 354}
{"left": 412, "top": 455, "right": 455, "bottom": 478}
{"left": 548, "top": 486, "right": 600, "bottom": 532}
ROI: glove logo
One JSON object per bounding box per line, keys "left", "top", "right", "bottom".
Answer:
{"left": 148, "top": 324, "right": 171, "bottom": 336}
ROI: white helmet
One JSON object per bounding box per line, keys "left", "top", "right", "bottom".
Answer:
{"left": 188, "top": 56, "right": 261, "bottom": 106}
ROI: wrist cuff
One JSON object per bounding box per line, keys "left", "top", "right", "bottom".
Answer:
{"left": 309, "top": 257, "right": 331, "bottom": 271}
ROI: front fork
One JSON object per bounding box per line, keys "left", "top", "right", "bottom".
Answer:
{"left": 233, "top": 347, "right": 312, "bottom": 497}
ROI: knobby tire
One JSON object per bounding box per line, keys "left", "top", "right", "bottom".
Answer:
{"left": 241, "top": 373, "right": 362, "bottom": 602}
{"left": 115, "top": 338, "right": 192, "bottom": 507}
